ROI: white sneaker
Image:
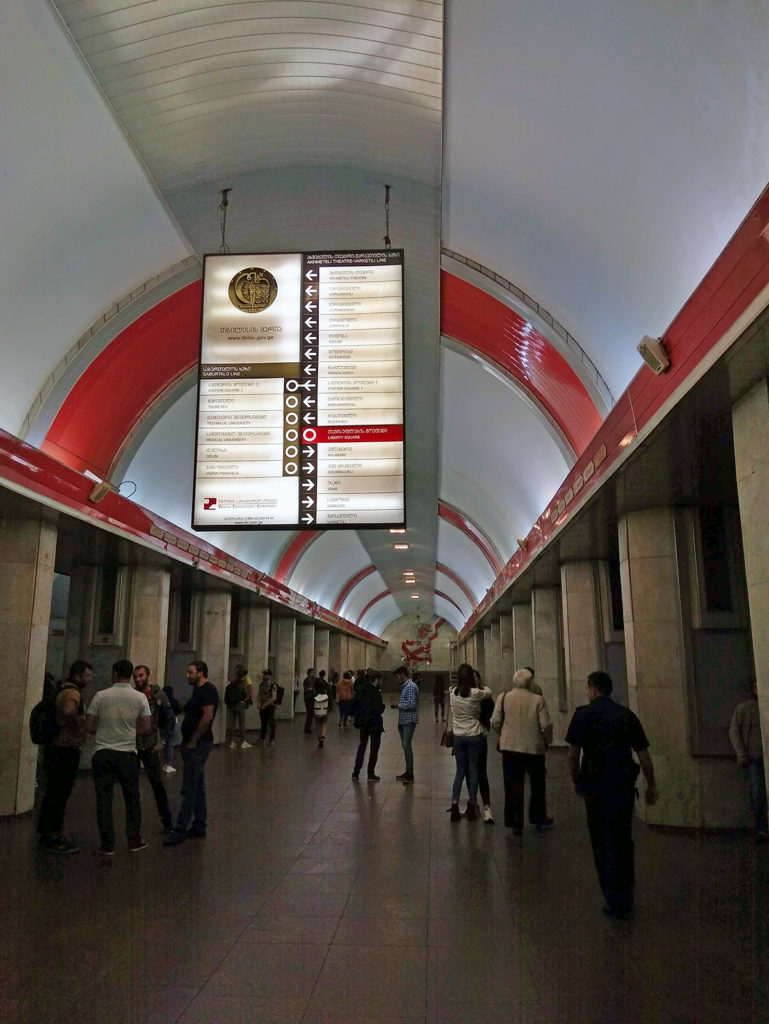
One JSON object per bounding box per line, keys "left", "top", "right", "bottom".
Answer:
{"left": 161, "top": 764, "right": 176, "bottom": 774}
{"left": 240, "top": 740, "right": 252, "bottom": 749}
{"left": 482, "top": 805, "right": 495, "bottom": 823}
{"left": 229, "top": 741, "right": 237, "bottom": 750}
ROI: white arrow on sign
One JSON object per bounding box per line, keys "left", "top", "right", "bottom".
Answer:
{"left": 304, "top": 349, "right": 316, "bottom": 359}
{"left": 301, "top": 496, "right": 315, "bottom": 508}
{"left": 303, "top": 412, "right": 316, "bottom": 424}
{"left": 301, "top": 479, "right": 315, "bottom": 491}
{"left": 304, "top": 366, "right": 317, "bottom": 375}
{"left": 302, "top": 513, "right": 315, "bottom": 524}
{"left": 304, "top": 318, "right": 317, "bottom": 328}
{"left": 302, "top": 446, "right": 314, "bottom": 457}
{"left": 296, "top": 381, "right": 313, "bottom": 391}
{"left": 305, "top": 397, "right": 315, "bottom": 406}
{"left": 302, "top": 463, "right": 316, "bottom": 474}
{"left": 305, "top": 270, "right": 317, "bottom": 280}
{"left": 305, "top": 333, "right": 317, "bottom": 342}
{"left": 305, "top": 285, "right": 317, "bottom": 296}
{"left": 304, "top": 302, "right": 317, "bottom": 313}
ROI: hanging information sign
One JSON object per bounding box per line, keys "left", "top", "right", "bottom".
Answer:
{"left": 192, "top": 250, "right": 405, "bottom": 530}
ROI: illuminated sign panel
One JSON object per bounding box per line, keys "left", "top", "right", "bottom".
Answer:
{"left": 192, "top": 250, "right": 405, "bottom": 530}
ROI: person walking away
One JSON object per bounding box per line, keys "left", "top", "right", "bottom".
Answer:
{"left": 524, "top": 666, "right": 543, "bottom": 696}
{"left": 473, "top": 669, "right": 495, "bottom": 823}
{"left": 163, "top": 661, "right": 220, "bottom": 847}
{"left": 391, "top": 666, "right": 419, "bottom": 783}
{"left": 225, "top": 665, "right": 252, "bottom": 749}
{"left": 491, "top": 667, "right": 553, "bottom": 836}
{"left": 256, "top": 669, "right": 277, "bottom": 746}
{"left": 433, "top": 674, "right": 446, "bottom": 722}
{"left": 351, "top": 671, "right": 385, "bottom": 781}
{"left": 36, "top": 660, "right": 91, "bottom": 853}
{"left": 132, "top": 665, "right": 173, "bottom": 835}
{"left": 729, "top": 678, "right": 767, "bottom": 842}
{"left": 303, "top": 667, "right": 316, "bottom": 733}
{"left": 86, "top": 660, "right": 152, "bottom": 855}
{"left": 448, "top": 664, "right": 492, "bottom": 821}
{"left": 336, "top": 670, "right": 355, "bottom": 727}
{"left": 313, "top": 674, "right": 331, "bottom": 747}
{"left": 566, "top": 670, "right": 657, "bottom": 919}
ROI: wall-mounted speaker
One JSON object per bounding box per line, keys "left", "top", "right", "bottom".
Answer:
{"left": 637, "top": 335, "right": 670, "bottom": 375}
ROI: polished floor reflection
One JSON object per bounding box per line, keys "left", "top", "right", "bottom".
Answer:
{"left": 2, "top": 707, "right": 768, "bottom": 1023}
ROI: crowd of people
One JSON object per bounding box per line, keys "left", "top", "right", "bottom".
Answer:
{"left": 33, "top": 652, "right": 766, "bottom": 920}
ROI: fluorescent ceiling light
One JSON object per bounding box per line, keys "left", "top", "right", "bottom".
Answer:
{"left": 393, "top": 543, "right": 409, "bottom": 550}
{"left": 410, "top": 594, "right": 420, "bottom": 599}
{"left": 389, "top": 528, "right": 406, "bottom": 534}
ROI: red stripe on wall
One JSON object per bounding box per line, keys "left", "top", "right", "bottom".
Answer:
{"left": 438, "top": 500, "right": 504, "bottom": 574}
{"left": 333, "top": 564, "right": 377, "bottom": 614}
{"left": 273, "top": 531, "right": 320, "bottom": 583}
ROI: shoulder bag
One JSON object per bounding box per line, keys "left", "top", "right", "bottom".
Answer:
{"left": 440, "top": 690, "right": 454, "bottom": 749}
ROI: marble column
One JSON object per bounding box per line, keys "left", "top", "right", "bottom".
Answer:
{"left": 619, "top": 508, "right": 745, "bottom": 827}
{"left": 489, "top": 619, "right": 501, "bottom": 693}
{"left": 328, "top": 632, "right": 343, "bottom": 680}
{"left": 483, "top": 625, "right": 493, "bottom": 687}
{"left": 499, "top": 612, "right": 514, "bottom": 693}
{"left": 274, "top": 617, "right": 296, "bottom": 720}
{"left": 244, "top": 605, "right": 270, "bottom": 729}
{"left": 512, "top": 603, "right": 534, "bottom": 672}
{"left": 733, "top": 380, "right": 769, "bottom": 787}
{"left": 126, "top": 566, "right": 171, "bottom": 684}
{"left": 314, "top": 628, "right": 330, "bottom": 677}
{"left": 297, "top": 623, "right": 315, "bottom": 714}
{"left": 560, "top": 561, "right": 602, "bottom": 714}
{"left": 0, "top": 514, "right": 58, "bottom": 816}
{"left": 474, "top": 629, "right": 485, "bottom": 680}
{"left": 198, "top": 590, "right": 232, "bottom": 744}
{"left": 531, "top": 587, "right": 566, "bottom": 743}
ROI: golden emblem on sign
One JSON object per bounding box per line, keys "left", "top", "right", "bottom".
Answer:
{"left": 228, "top": 267, "right": 278, "bottom": 313}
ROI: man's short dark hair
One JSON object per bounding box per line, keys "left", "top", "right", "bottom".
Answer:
{"left": 134, "top": 664, "right": 151, "bottom": 678}
{"left": 262, "top": 668, "right": 272, "bottom": 676}
{"left": 68, "top": 659, "right": 92, "bottom": 681}
{"left": 394, "top": 666, "right": 409, "bottom": 678}
{"left": 587, "top": 670, "right": 613, "bottom": 695}
{"left": 190, "top": 660, "right": 208, "bottom": 677}
{"left": 113, "top": 659, "right": 134, "bottom": 680}
{"left": 306, "top": 667, "right": 314, "bottom": 674}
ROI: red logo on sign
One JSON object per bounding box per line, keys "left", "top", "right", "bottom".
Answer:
{"left": 203, "top": 498, "right": 217, "bottom": 510}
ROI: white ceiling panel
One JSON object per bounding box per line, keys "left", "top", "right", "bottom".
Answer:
{"left": 287, "top": 530, "right": 372, "bottom": 610}
{"left": 358, "top": 593, "right": 400, "bottom": 636}
{"left": 434, "top": 594, "right": 464, "bottom": 631}
{"left": 339, "top": 569, "right": 389, "bottom": 623}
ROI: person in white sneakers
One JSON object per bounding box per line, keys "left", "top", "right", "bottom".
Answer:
{"left": 448, "top": 664, "right": 492, "bottom": 821}
{"left": 473, "top": 669, "right": 495, "bottom": 823}
{"left": 224, "top": 665, "right": 252, "bottom": 749}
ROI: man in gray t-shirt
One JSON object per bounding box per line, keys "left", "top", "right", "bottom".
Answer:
{"left": 86, "top": 659, "right": 152, "bottom": 855}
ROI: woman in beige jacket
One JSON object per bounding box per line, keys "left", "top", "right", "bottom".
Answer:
{"left": 491, "top": 668, "right": 553, "bottom": 835}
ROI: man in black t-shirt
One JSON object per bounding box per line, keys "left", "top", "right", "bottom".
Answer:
{"left": 163, "top": 660, "right": 219, "bottom": 847}
{"left": 565, "top": 670, "right": 656, "bottom": 919}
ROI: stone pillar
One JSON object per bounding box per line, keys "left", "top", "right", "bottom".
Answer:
{"left": 62, "top": 565, "right": 89, "bottom": 674}
{"left": 244, "top": 605, "right": 270, "bottom": 729}
{"left": 0, "top": 514, "right": 58, "bottom": 816}
{"left": 489, "top": 619, "right": 501, "bottom": 692}
{"left": 512, "top": 603, "right": 534, "bottom": 671}
{"left": 198, "top": 590, "right": 232, "bottom": 744}
{"left": 314, "top": 627, "right": 330, "bottom": 676}
{"left": 126, "top": 566, "right": 170, "bottom": 684}
{"left": 296, "top": 623, "right": 315, "bottom": 717}
{"left": 274, "top": 617, "right": 296, "bottom": 720}
{"left": 475, "top": 629, "right": 485, "bottom": 679}
{"left": 499, "top": 612, "right": 514, "bottom": 693}
{"left": 483, "top": 625, "right": 493, "bottom": 687}
{"left": 733, "top": 380, "right": 769, "bottom": 787}
{"left": 531, "top": 587, "right": 567, "bottom": 743}
{"left": 560, "top": 561, "right": 602, "bottom": 713}
{"left": 329, "top": 632, "right": 343, "bottom": 679}
{"left": 619, "top": 508, "right": 746, "bottom": 827}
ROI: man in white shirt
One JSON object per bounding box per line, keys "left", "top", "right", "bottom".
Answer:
{"left": 86, "top": 659, "right": 152, "bottom": 856}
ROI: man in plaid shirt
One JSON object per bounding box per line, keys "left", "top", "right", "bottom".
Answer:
{"left": 391, "top": 665, "right": 419, "bottom": 783}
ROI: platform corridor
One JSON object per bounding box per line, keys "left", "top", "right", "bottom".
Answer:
{"left": 2, "top": 709, "right": 768, "bottom": 1024}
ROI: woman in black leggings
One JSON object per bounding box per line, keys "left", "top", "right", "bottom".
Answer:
{"left": 474, "top": 670, "right": 495, "bottom": 823}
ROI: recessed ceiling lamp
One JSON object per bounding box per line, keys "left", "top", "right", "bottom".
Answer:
{"left": 410, "top": 594, "right": 420, "bottom": 599}
{"left": 393, "top": 543, "right": 409, "bottom": 550}
{"left": 389, "top": 528, "right": 406, "bottom": 534}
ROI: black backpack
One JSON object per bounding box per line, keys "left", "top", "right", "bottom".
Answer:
{"left": 29, "top": 693, "right": 60, "bottom": 745}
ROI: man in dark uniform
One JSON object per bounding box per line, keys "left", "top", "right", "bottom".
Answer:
{"left": 565, "top": 670, "right": 657, "bottom": 919}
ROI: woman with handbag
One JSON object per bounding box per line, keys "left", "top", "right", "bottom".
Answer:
{"left": 473, "top": 669, "right": 496, "bottom": 823}
{"left": 448, "top": 663, "right": 492, "bottom": 822}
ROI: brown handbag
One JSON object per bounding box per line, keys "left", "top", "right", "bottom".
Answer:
{"left": 440, "top": 696, "right": 454, "bottom": 748}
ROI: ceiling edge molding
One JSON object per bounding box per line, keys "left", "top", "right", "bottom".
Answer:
{"left": 438, "top": 499, "right": 504, "bottom": 574}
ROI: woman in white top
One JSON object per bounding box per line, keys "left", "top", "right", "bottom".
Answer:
{"left": 449, "top": 664, "right": 492, "bottom": 822}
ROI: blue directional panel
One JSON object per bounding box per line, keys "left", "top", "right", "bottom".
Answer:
{"left": 192, "top": 250, "right": 404, "bottom": 530}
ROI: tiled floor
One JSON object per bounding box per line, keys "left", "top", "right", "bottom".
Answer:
{"left": 2, "top": 708, "right": 768, "bottom": 1023}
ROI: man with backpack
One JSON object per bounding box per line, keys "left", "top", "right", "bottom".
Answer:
{"left": 132, "top": 665, "right": 173, "bottom": 835}
{"left": 35, "top": 659, "right": 91, "bottom": 853}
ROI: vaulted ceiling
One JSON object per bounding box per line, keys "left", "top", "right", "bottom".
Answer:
{"left": 4, "top": 0, "right": 769, "bottom": 634}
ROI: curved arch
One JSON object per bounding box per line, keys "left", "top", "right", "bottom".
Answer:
{"left": 435, "top": 561, "right": 477, "bottom": 609}
{"left": 356, "top": 590, "right": 391, "bottom": 625}
{"left": 273, "top": 531, "right": 321, "bottom": 584}
{"left": 333, "top": 564, "right": 377, "bottom": 614}
{"left": 438, "top": 500, "right": 504, "bottom": 574}
{"left": 441, "top": 271, "right": 603, "bottom": 457}
{"left": 435, "top": 589, "right": 465, "bottom": 617}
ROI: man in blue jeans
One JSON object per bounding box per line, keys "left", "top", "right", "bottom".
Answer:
{"left": 391, "top": 665, "right": 419, "bottom": 783}
{"left": 163, "top": 660, "right": 219, "bottom": 847}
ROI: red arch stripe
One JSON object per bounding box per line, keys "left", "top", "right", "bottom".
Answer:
{"left": 273, "top": 531, "right": 320, "bottom": 583}
{"left": 333, "top": 564, "right": 377, "bottom": 614}
{"left": 438, "top": 500, "right": 503, "bottom": 574}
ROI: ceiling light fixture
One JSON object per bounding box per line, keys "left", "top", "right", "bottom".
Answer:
{"left": 393, "top": 543, "right": 409, "bottom": 550}
{"left": 389, "top": 528, "right": 406, "bottom": 534}
{"left": 410, "top": 594, "right": 420, "bottom": 599}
